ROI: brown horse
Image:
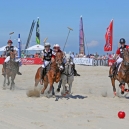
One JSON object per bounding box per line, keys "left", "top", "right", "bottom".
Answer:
{"left": 35, "top": 51, "right": 63, "bottom": 96}
{"left": 3, "top": 51, "right": 17, "bottom": 90}
{"left": 109, "top": 49, "right": 129, "bottom": 96}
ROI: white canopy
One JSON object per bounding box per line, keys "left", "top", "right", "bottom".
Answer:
{"left": 26, "top": 45, "right": 44, "bottom": 51}
{"left": 0, "top": 45, "right": 18, "bottom": 51}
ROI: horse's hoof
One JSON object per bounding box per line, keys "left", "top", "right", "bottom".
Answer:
{"left": 56, "top": 88, "right": 60, "bottom": 92}
{"left": 47, "top": 91, "right": 50, "bottom": 94}
{"left": 52, "top": 95, "right": 56, "bottom": 98}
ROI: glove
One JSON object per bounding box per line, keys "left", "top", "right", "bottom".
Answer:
{"left": 70, "top": 62, "right": 73, "bottom": 65}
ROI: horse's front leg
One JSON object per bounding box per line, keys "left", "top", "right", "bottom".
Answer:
{"left": 10, "top": 74, "right": 15, "bottom": 90}
{"left": 61, "top": 79, "right": 67, "bottom": 96}
{"left": 7, "top": 75, "right": 10, "bottom": 86}
{"left": 41, "top": 81, "right": 48, "bottom": 94}
{"left": 110, "top": 78, "right": 116, "bottom": 97}
{"left": 68, "top": 76, "right": 74, "bottom": 94}
{"left": 3, "top": 74, "right": 6, "bottom": 89}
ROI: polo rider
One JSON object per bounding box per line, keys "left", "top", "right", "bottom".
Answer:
{"left": 40, "top": 42, "right": 57, "bottom": 85}
{"left": 109, "top": 38, "right": 129, "bottom": 77}
{"left": 2, "top": 40, "right": 22, "bottom": 75}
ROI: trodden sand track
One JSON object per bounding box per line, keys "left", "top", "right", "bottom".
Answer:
{"left": 0, "top": 65, "right": 129, "bottom": 129}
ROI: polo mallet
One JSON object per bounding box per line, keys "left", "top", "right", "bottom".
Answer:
{"left": 9, "top": 32, "right": 14, "bottom": 39}
{"left": 63, "top": 27, "right": 73, "bottom": 51}
{"left": 43, "top": 37, "right": 48, "bottom": 45}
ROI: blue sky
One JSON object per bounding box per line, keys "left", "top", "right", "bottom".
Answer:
{"left": 0, "top": 0, "right": 129, "bottom": 55}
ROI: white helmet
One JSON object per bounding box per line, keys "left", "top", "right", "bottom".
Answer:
{"left": 44, "top": 42, "right": 51, "bottom": 47}
{"left": 53, "top": 44, "right": 60, "bottom": 48}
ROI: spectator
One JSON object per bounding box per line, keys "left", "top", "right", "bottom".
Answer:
{"left": 70, "top": 52, "right": 75, "bottom": 60}
{"left": 75, "top": 53, "right": 79, "bottom": 58}
{"left": 34, "top": 53, "right": 39, "bottom": 58}
{"left": 94, "top": 52, "right": 99, "bottom": 59}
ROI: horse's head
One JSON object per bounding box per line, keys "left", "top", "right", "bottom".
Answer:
{"left": 10, "top": 51, "right": 15, "bottom": 61}
{"left": 123, "top": 49, "right": 129, "bottom": 66}
{"left": 55, "top": 52, "right": 63, "bottom": 65}
{"left": 65, "top": 54, "right": 72, "bottom": 64}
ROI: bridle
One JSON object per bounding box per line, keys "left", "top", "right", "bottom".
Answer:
{"left": 62, "top": 57, "right": 74, "bottom": 77}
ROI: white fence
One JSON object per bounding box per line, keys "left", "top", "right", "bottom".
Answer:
{"left": 73, "top": 58, "right": 108, "bottom": 66}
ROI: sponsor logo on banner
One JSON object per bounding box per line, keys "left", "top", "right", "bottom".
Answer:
{"left": 73, "top": 58, "right": 93, "bottom": 65}
{"left": 22, "top": 58, "right": 35, "bottom": 64}
{"left": 108, "top": 59, "right": 115, "bottom": 66}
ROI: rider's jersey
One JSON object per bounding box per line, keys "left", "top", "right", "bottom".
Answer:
{"left": 4, "top": 46, "right": 15, "bottom": 56}
{"left": 52, "top": 49, "right": 63, "bottom": 59}
{"left": 42, "top": 49, "right": 54, "bottom": 61}
{"left": 116, "top": 45, "right": 129, "bottom": 58}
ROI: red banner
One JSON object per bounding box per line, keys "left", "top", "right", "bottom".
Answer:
{"left": 104, "top": 20, "right": 113, "bottom": 51}
{"left": 21, "top": 58, "right": 42, "bottom": 65}
{"left": 108, "top": 59, "right": 115, "bottom": 66}
{"left": 0, "top": 58, "right": 42, "bottom": 65}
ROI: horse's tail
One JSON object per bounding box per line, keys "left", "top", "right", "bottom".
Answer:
{"left": 35, "top": 66, "right": 42, "bottom": 86}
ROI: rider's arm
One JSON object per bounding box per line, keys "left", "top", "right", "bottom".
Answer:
{"left": 113, "top": 54, "right": 118, "bottom": 60}
{"left": 114, "top": 48, "right": 120, "bottom": 59}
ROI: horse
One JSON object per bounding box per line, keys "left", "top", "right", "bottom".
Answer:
{"left": 60, "top": 54, "right": 74, "bottom": 96}
{"left": 109, "top": 49, "right": 129, "bottom": 96}
{"left": 3, "top": 51, "right": 17, "bottom": 90}
{"left": 35, "top": 51, "right": 63, "bottom": 96}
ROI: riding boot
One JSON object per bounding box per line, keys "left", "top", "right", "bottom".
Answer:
{"left": 41, "top": 67, "right": 46, "bottom": 80}
{"left": 16, "top": 62, "right": 22, "bottom": 75}
{"left": 109, "top": 62, "right": 117, "bottom": 77}
{"left": 73, "top": 64, "right": 80, "bottom": 76}
{"left": 2, "top": 62, "right": 6, "bottom": 75}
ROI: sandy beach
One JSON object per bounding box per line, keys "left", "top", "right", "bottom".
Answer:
{"left": 0, "top": 65, "right": 129, "bottom": 129}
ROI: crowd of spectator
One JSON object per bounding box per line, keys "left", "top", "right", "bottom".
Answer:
{"left": 72, "top": 52, "right": 115, "bottom": 60}
{"left": 0, "top": 51, "right": 115, "bottom": 61}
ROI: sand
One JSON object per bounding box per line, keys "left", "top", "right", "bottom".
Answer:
{"left": 0, "top": 65, "right": 129, "bottom": 129}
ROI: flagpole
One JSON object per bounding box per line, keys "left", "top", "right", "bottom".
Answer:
{"left": 111, "top": 19, "right": 114, "bottom": 52}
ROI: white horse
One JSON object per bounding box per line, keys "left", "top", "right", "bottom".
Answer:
{"left": 61, "top": 54, "right": 74, "bottom": 96}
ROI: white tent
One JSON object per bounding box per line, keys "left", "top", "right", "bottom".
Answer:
{"left": 0, "top": 45, "right": 18, "bottom": 51}
{"left": 26, "top": 45, "right": 44, "bottom": 51}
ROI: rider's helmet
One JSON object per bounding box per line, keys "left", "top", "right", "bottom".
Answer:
{"left": 119, "top": 38, "right": 125, "bottom": 44}
{"left": 53, "top": 44, "right": 60, "bottom": 52}
{"left": 44, "top": 42, "right": 51, "bottom": 47}
{"left": 7, "top": 40, "right": 13, "bottom": 44}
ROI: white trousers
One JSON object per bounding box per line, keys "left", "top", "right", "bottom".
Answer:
{"left": 42, "top": 60, "right": 50, "bottom": 68}
{"left": 116, "top": 57, "right": 123, "bottom": 65}
{"left": 4, "top": 56, "right": 21, "bottom": 63}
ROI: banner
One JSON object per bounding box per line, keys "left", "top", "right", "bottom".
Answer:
{"left": 79, "top": 16, "right": 85, "bottom": 55}
{"left": 36, "top": 18, "right": 40, "bottom": 44}
{"left": 25, "top": 20, "right": 35, "bottom": 50}
{"left": 74, "top": 58, "right": 93, "bottom": 65}
{"left": 21, "top": 58, "right": 42, "bottom": 65}
{"left": 104, "top": 20, "right": 113, "bottom": 51}
{"left": 108, "top": 59, "right": 115, "bottom": 66}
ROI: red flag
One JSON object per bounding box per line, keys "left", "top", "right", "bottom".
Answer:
{"left": 104, "top": 20, "right": 113, "bottom": 51}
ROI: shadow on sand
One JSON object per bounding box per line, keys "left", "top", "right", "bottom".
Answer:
{"left": 55, "top": 94, "right": 88, "bottom": 101}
